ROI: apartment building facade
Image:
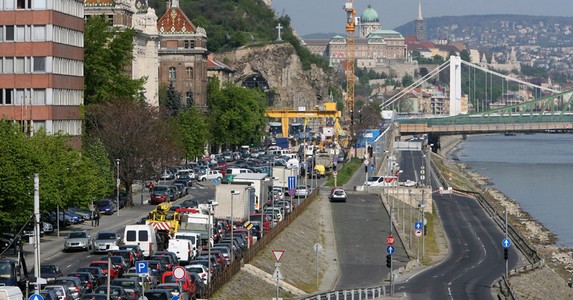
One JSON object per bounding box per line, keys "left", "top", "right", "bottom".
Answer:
{"left": 0, "top": 0, "right": 84, "bottom": 144}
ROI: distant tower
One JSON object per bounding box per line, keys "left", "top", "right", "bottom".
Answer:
{"left": 415, "top": 0, "right": 426, "bottom": 41}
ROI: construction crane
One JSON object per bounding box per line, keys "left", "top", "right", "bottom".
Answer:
{"left": 343, "top": 0, "right": 356, "bottom": 143}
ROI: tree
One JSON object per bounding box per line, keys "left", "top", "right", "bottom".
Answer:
{"left": 85, "top": 100, "right": 183, "bottom": 206}
{"left": 162, "top": 82, "right": 182, "bottom": 117}
{"left": 460, "top": 49, "right": 471, "bottom": 62}
{"left": 178, "top": 107, "right": 208, "bottom": 161}
{"left": 207, "top": 78, "right": 267, "bottom": 148}
{"left": 0, "top": 122, "right": 110, "bottom": 229}
{"left": 84, "top": 16, "right": 146, "bottom": 105}
{"left": 401, "top": 74, "right": 414, "bottom": 87}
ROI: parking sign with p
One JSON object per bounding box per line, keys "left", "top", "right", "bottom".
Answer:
{"left": 136, "top": 261, "right": 148, "bottom": 274}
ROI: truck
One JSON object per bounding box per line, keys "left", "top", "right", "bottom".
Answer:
{"left": 314, "top": 152, "right": 334, "bottom": 171}
{"left": 0, "top": 286, "right": 23, "bottom": 300}
{"left": 214, "top": 184, "right": 255, "bottom": 221}
{"left": 230, "top": 173, "right": 271, "bottom": 212}
{"left": 178, "top": 208, "right": 214, "bottom": 250}
{"left": 0, "top": 246, "right": 29, "bottom": 292}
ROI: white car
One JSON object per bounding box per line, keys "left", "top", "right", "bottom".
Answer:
{"left": 198, "top": 170, "right": 223, "bottom": 181}
{"left": 403, "top": 180, "right": 417, "bottom": 187}
{"left": 184, "top": 264, "right": 210, "bottom": 285}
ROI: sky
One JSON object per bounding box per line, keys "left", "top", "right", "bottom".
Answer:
{"left": 271, "top": 0, "right": 573, "bottom": 36}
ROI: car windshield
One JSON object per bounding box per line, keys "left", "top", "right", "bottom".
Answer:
{"left": 97, "top": 200, "right": 112, "bottom": 206}
{"left": 40, "top": 266, "right": 57, "bottom": 273}
{"left": 112, "top": 280, "right": 136, "bottom": 288}
{"left": 69, "top": 232, "right": 87, "bottom": 239}
{"left": 153, "top": 186, "right": 168, "bottom": 192}
{"left": 334, "top": 190, "right": 345, "bottom": 195}
{"left": 96, "top": 233, "right": 116, "bottom": 240}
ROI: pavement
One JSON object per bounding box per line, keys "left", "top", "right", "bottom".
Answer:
{"left": 17, "top": 184, "right": 174, "bottom": 265}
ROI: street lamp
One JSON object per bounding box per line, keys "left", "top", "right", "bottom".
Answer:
{"left": 230, "top": 190, "right": 240, "bottom": 263}
{"left": 116, "top": 159, "right": 120, "bottom": 216}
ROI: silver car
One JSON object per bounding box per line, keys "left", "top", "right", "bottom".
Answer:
{"left": 64, "top": 230, "right": 92, "bottom": 252}
{"left": 92, "top": 231, "right": 122, "bottom": 253}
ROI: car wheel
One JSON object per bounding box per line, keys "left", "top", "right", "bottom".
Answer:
{"left": 202, "top": 178, "right": 206, "bottom": 181}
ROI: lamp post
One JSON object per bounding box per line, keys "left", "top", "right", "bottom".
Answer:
{"left": 230, "top": 190, "right": 240, "bottom": 263}
{"left": 115, "top": 159, "right": 120, "bottom": 216}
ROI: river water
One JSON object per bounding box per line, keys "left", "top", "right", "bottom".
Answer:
{"left": 454, "top": 133, "right": 573, "bottom": 247}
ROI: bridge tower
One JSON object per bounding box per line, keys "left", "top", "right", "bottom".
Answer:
{"left": 449, "top": 55, "right": 463, "bottom": 116}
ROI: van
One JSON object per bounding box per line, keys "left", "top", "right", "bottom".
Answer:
{"left": 123, "top": 225, "right": 158, "bottom": 258}
{"left": 226, "top": 168, "right": 253, "bottom": 176}
{"left": 173, "top": 231, "right": 201, "bottom": 259}
{"left": 0, "top": 286, "right": 23, "bottom": 300}
{"left": 167, "top": 239, "right": 193, "bottom": 264}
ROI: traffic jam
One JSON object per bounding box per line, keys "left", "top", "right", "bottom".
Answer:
{"left": 0, "top": 144, "right": 343, "bottom": 300}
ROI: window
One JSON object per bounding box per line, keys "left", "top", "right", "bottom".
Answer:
{"left": 6, "top": 26, "right": 14, "bottom": 41}
{"left": 138, "top": 230, "right": 149, "bottom": 241}
{"left": 168, "top": 67, "right": 176, "bottom": 81}
{"left": 15, "top": 25, "right": 25, "bottom": 41}
{"left": 0, "top": 28, "right": 3, "bottom": 42}
{"left": 183, "top": 40, "right": 195, "bottom": 49}
{"left": 186, "top": 67, "right": 193, "bottom": 80}
{"left": 32, "top": 0, "right": 46, "bottom": 9}
{"left": 31, "top": 89, "right": 45, "bottom": 104}
{"left": 33, "top": 57, "right": 45, "bottom": 72}
{"left": 32, "top": 25, "right": 46, "bottom": 41}
{"left": 4, "top": 0, "right": 14, "bottom": 9}
{"left": 14, "top": 57, "right": 24, "bottom": 73}
{"left": 5, "top": 58, "right": 14, "bottom": 73}
{"left": 5, "top": 89, "right": 13, "bottom": 104}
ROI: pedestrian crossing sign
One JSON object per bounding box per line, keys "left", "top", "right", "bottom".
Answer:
{"left": 244, "top": 221, "right": 253, "bottom": 229}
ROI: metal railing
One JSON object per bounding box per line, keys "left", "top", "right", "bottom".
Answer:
{"left": 298, "top": 286, "right": 389, "bottom": 300}
{"left": 203, "top": 188, "right": 320, "bottom": 298}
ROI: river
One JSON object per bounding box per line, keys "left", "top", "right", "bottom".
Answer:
{"left": 454, "top": 133, "right": 573, "bottom": 247}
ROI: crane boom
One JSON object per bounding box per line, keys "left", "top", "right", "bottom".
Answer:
{"left": 343, "top": 1, "right": 356, "bottom": 140}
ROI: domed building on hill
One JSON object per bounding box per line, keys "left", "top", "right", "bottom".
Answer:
{"left": 304, "top": 5, "right": 411, "bottom": 74}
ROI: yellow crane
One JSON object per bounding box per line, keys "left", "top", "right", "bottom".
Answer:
{"left": 343, "top": 0, "right": 356, "bottom": 141}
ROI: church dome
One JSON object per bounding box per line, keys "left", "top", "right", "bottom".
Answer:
{"left": 361, "top": 5, "right": 379, "bottom": 22}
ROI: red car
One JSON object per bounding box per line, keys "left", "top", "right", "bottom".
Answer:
{"left": 89, "top": 260, "right": 119, "bottom": 279}
{"left": 249, "top": 213, "right": 271, "bottom": 233}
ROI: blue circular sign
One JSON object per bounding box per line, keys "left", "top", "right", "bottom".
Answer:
{"left": 502, "top": 238, "right": 511, "bottom": 248}
{"left": 29, "top": 294, "right": 44, "bottom": 300}
{"left": 386, "top": 246, "right": 395, "bottom": 255}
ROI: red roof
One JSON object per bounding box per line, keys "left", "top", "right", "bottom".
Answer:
{"left": 157, "top": 7, "right": 195, "bottom": 34}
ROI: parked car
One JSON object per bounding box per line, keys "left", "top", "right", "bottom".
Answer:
{"left": 329, "top": 187, "right": 347, "bottom": 202}
{"left": 40, "top": 289, "right": 59, "bottom": 300}
{"left": 80, "top": 294, "right": 107, "bottom": 300}
{"left": 95, "top": 199, "right": 116, "bottom": 215}
{"left": 52, "top": 276, "right": 85, "bottom": 300}
{"left": 93, "top": 286, "right": 129, "bottom": 300}
{"left": 67, "top": 207, "right": 93, "bottom": 220}
{"left": 42, "top": 285, "right": 72, "bottom": 300}
{"left": 64, "top": 230, "right": 92, "bottom": 252}
{"left": 111, "top": 278, "right": 141, "bottom": 300}
{"left": 67, "top": 272, "right": 97, "bottom": 293}
{"left": 169, "top": 184, "right": 183, "bottom": 199}
{"left": 183, "top": 265, "right": 209, "bottom": 286}
{"left": 172, "top": 183, "right": 188, "bottom": 197}
{"left": 197, "top": 170, "right": 222, "bottom": 181}
{"left": 143, "top": 289, "right": 172, "bottom": 300}
{"left": 92, "top": 231, "right": 122, "bottom": 253}
{"left": 34, "top": 264, "right": 63, "bottom": 284}
{"left": 150, "top": 185, "right": 176, "bottom": 205}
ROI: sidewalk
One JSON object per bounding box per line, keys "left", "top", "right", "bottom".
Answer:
{"left": 22, "top": 187, "right": 155, "bottom": 263}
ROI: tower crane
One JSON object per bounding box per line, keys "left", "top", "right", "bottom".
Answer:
{"left": 343, "top": 0, "right": 356, "bottom": 144}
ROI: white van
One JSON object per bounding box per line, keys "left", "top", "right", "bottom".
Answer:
{"left": 123, "top": 225, "right": 158, "bottom": 258}
{"left": 173, "top": 231, "right": 201, "bottom": 258}
{"left": 0, "top": 287, "right": 23, "bottom": 300}
{"left": 227, "top": 168, "right": 253, "bottom": 176}
{"left": 168, "top": 238, "right": 193, "bottom": 263}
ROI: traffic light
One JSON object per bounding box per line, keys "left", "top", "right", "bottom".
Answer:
{"left": 504, "top": 248, "right": 509, "bottom": 260}
{"left": 386, "top": 254, "right": 391, "bottom": 268}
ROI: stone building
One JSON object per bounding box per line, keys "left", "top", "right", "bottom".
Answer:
{"left": 0, "top": 0, "right": 85, "bottom": 145}
{"left": 303, "top": 5, "right": 408, "bottom": 70}
{"left": 157, "top": 0, "right": 209, "bottom": 109}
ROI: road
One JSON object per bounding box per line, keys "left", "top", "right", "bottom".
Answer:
{"left": 395, "top": 150, "right": 519, "bottom": 299}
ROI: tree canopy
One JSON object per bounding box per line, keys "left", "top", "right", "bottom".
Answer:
{"left": 0, "top": 122, "right": 112, "bottom": 228}
{"left": 84, "top": 16, "right": 146, "bottom": 105}
{"left": 207, "top": 78, "right": 268, "bottom": 148}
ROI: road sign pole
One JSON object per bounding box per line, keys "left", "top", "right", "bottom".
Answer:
{"left": 505, "top": 210, "right": 508, "bottom": 279}
{"left": 276, "top": 270, "right": 280, "bottom": 300}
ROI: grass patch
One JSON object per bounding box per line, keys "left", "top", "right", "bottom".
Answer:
{"left": 421, "top": 210, "right": 440, "bottom": 265}
{"left": 325, "top": 158, "right": 362, "bottom": 187}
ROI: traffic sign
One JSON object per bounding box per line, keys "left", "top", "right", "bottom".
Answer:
{"left": 370, "top": 166, "right": 375, "bottom": 172}
{"left": 414, "top": 221, "right": 423, "bottom": 230}
{"left": 386, "top": 246, "right": 395, "bottom": 255}
{"left": 364, "top": 159, "right": 369, "bottom": 166}
{"left": 313, "top": 243, "right": 323, "bottom": 252}
{"left": 29, "top": 294, "right": 44, "bottom": 300}
{"left": 333, "top": 171, "right": 337, "bottom": 176}
{"left": 386, "top": 236, "right": 395, "bottom": 246}
{"left": 272, "top": 249, "right": 284, "bottom": 262}
{"left": 288, "top": 176, "right": 296, "bottom": 190}
{"left": 420, "top": 175, "right": 426, "bottom": 181}
{"left": 502, "top": 238, "right": 511, "bottom": 248}
{"left": 213, "top": 178, "right": 220, "bottom": 184}
{"left": 272, "top": 267, "right": 284, "bottom": 280}
{"left": 172, "top": 266, "right": 186, "bottom": 280}
{"left": 288, "top": 188, "right": 295, "bottom": 196}
{"left": 136, "top": 261, "right": 148, "bottom": 274}
{"left": 244, "top": 221, "right": 253, "bottom": 229}
{"left": 415, "top": 230, "right": 422, "bottom": 237}
{"left": 171, "top": 296, "right": 179, "bottom": 300}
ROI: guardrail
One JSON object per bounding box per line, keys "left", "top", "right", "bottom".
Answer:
{"left": 203, "top": 188, "right": 320, "bottom": 298}
{"left": 298, "top": 286, "right": 389, "bottom": 300}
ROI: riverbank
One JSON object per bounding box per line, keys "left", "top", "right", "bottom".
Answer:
{"left": 438, "top": 135, "right": 573, "bottom": 299}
